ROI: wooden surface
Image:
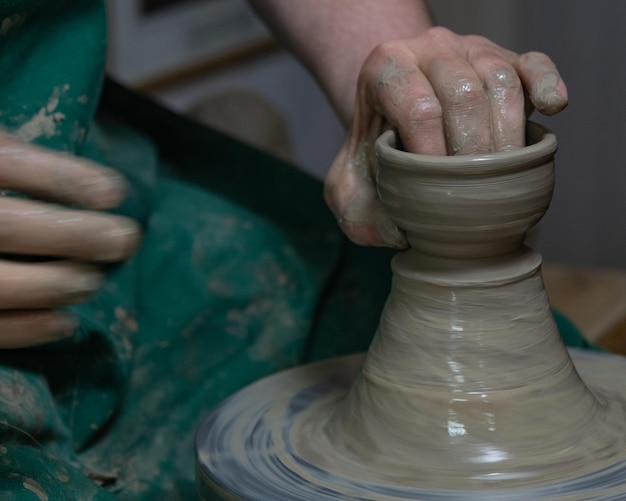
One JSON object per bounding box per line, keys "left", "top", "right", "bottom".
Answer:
{"left": 543, "top": 263, "right": 626, "bottom": 354}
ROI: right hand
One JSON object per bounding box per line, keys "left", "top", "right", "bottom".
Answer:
{"left": 0, "top": 133, "right": 142, "bottom": 349}
{"left": 325, "top": 28, "right": 568, "bottom": 248}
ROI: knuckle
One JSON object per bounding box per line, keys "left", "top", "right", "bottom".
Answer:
{"left": 465, "top": 33, "right": 491, "bottom": 46}
{"left": 371, "top": 39, "right": 404, "bottom": 60}
{"left": 485, "top": 66, "right": 522, "bottom": 94}
{"left": 409, "top": 96, "right": 443, "bottom": 123}
{"left": 360, "top": 40, "right": 405, "bottom": 89}
{"left": 447, "top": 77, "right": 484, "bottom": 106}
{"left": 525, "top": 50, "right": 550, "bottom": 59}
{"left": 520, "top": 51, "right": 552, "bottom": 65}
{"left": 425, "top": 26, "right": 456, "bottom": 44}
{"left": 361, "top": 41, "right": 398, "bottom": 78}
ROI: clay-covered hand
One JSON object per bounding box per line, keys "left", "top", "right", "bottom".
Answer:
{"left": 0, "top": 133, "right": 141, "bottom": 348}
{"left": 325, "top": 27, "right": 568, "bottom": 248}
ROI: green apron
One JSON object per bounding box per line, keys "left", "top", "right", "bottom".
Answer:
{"left": 0, "top": 1, "right": 592, "bottom": 499}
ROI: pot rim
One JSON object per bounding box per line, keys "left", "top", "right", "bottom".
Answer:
{"left": 375, "top": 121, "right": 557, "bottom": 176}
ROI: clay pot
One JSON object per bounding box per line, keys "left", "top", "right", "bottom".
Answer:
{"left": 317, "top": 122, "right": 626, "bottom": 489}
{"left": 376, "top": 122, "right": 556, "bottom": 258}
{"left": 196, "top": 123, "right": 626, "bottom": 500}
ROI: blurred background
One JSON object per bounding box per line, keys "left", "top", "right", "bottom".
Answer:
{"left": 106, "top": 0, "right": 626, "bottom": 270}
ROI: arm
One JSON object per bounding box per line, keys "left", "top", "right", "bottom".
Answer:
{"left": 248, "top": 0, "right": 432, "bottom": 125}
{"left": 250, "top": 0, "right": 568, "bottom": 247}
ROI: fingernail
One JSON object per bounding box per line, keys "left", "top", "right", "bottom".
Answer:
{"left": 534, "top": 74, "right": 567, "bottom": 114}
{"left": 98, "top": 220, "right": 142, "bottom": 261}
{"left": 539, "top": 89, "right": 567, "bottom": 114}
{"left": 56, "top": 314, "right": 78, "bottom": 338}
{"left": 375, "top": 215, "right": 408, "bottom": 249}
{"left": 86, "top": 175, "right": 128, "bottom": 209}
{"left": 65, "top": 271, "right": 103, "bottom": 296}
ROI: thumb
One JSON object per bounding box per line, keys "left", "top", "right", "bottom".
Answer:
{"left": 325, "top": 137, "right": 407, "bottom": 248}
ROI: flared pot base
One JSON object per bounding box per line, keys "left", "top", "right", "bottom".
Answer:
{"left": 196, "top": 349, "right": 626, "bottom": 501}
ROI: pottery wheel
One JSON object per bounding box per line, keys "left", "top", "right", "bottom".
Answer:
{"left": 196, "top": 349, "right": 626, "bottom": 500}
{"left": 195, "top": 124, "right": 626, "bottom": 500}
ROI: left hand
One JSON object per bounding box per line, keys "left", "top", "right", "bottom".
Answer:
{"left": 324, "top": 27, "right": 568, "bottom": 248}
{"left": 0, "top": 133, "right": 142, "bottom": 348}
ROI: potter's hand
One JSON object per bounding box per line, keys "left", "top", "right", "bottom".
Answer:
{"left": 0, "top": 133, "right": 141, "bottom": 348}
{"left": 325, "top": 27, "right": 568, "bottom": 248}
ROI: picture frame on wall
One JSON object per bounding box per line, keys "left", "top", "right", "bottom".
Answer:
{"left": 106, "top": 0, "right": 273, "bottom": 90}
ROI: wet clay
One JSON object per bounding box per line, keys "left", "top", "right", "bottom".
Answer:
{"left": 197, "top": 350, "right": 626, "bottom": 500}
{"left": 292, "top": 124, "right": 626, "bottom": 489}
{"left": 196, "top": 123, "right": 626, "bottom": 500}
{"left": 295, "top": 254, "right": 626, "bottom": 489}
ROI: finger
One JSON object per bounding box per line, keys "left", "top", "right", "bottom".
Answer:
{"left": 338, "top": 198, "right": 407, "bottom": 248}
{"left": 0, "top": 260, "right": 102, "bottom": 309}
{"left": 363, "top": 41, "right": 446, "bottom": 155}
{"left": 470, "top": 51, "right": 526, "bottom": 151}
{"left": 423, "top": 56, "right": 492, "bottom": 155}
{"left": 0, "top": 197, "right": 141, "bottom": 261}
{"left": 325, "top": 133, "right": 407, "bottom": 249}
{"left": 0, "top": 133, "right": 128, "bottom": 210}
{"left": 0, "top": 310, "right": 76, "bottom": 349}
{"left": 512, "top": 51, "right": 568, "bottom": 116}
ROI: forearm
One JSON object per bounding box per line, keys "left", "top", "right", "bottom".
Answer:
{"left": 248, "top": 0, "right": 432, "bottom": 125}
